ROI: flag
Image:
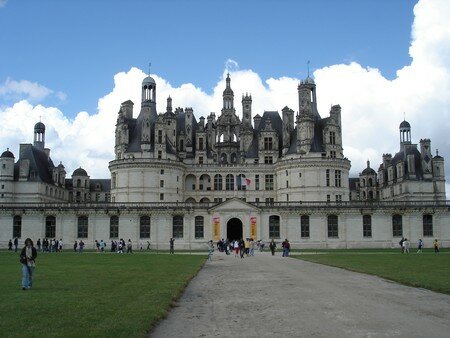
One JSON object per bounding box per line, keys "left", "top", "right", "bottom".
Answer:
{"left": 245, "top": 178, "right": 251, "bottom": 186}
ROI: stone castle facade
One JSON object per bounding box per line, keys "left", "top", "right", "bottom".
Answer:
{"left": 0, "top": 73, "right": 448, "bottom": 249}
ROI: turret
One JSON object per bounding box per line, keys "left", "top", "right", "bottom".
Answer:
{"left": 242, "top": 93, "right": 252, "bottom": 129}
{"left": 34, "top": 122, "right": 46, "bottom": 150}
{"left": 0, "top": 148, "right": 15, "bottom": 201}
{"left": 399, "top": 120, "right": 411, "bottom": 151}
{"left": 222, "top": 73, "right": 234, "bottom": 111}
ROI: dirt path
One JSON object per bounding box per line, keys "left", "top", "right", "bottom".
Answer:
{"left": 150, "top": 252, "right": 450, "bottom": 337}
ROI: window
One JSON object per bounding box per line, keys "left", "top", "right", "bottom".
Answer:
{"left": 335, "top": 195, "right": 342, "bottom": 202}
{"left": 110, "top": 216, "right": 119, "bottom": 238}
{"left": 199, "top": 138, "right": 204, "bottom": 151}
{"left": 112, "top": 173, "right": 116, "bottom": 189}
{"left": 326, "top": 169, "right": 330, "bottom": 186}
{"left": 264, "top": 137, "right": 273, "bottom": 150}
{"left": 140, "top": 216, "right": 150, "bottom": 238}
{"left": 13, "top": 215, "right": 22, "bottom": 238}
{"left": 160, "top": 169, "right": 164, "bottom": 175}
{"left": 423, "top": 214, "right": 433, "bottom": 237}
{"left": 335, "top": 170, "right": 341, "bottom": 187}
{"left": 225, "top": 174, "right": 234, "bottom": 191}
{"left": 199, "top": 156, "right": 203, "bottom": 164}
{"left": 160, "top": 180, "right": 164, "bottom": 188}
{"left": 265, "top": 197, "right": 274, "bottom": 204}
{"left": 329, "top": 131, "right": 336, "bottom": 145}
{"left": 265, "top": 174, "right": 274, "bottom": 190}
{"left": 157, "top": 151, "right": 162, "bottom": 159}
{"left": 195, "top": 216, "right": 204, "bottom": 239}
{"left": 326, "top": 194, "right": 331, "bottom": 202}
{"left": 330, "top": 151, "right": 336, "bottom": 158}
{"left": 286, "top": 180, "right": 289, "bottom": 188}
{"left": 327, "top": 215, "right": 338, "bottom": 238}
{"left": 77, "top": 216, "right": 88, "bottom": 238}
{"left": 1, "top": 184, "right": 4, "bottom": 189}
{"left": 173, "top": 216, "right": 184, "bottom": 238}
{"left": 363, "top": 215, "right": 372, "bottom": 237}
{"left": 160, "top": 193, "right": 164, "bottom": 201}
{"left": 269, "top": 215, "right": 280, "bottom": 239}
{"left": 255, "top": 198, "right": 260, "bottom": 203}
{"left": 77, "top": 179, "right": 81, "bottom": 188}
{"left": 214, "top": 197, "right": 223, "bottom": 203}
{"left": 301, "top": 215, "right": 310, "bottom": 238}
{"left": 179, "top": 140, "right": 184, "bottom": 151}
{"left": 45, "top": 216, "right": 56, "bottom": 238}
{"left": 392, "top": 214, "right": 402, "bottom": 237}
{"left": 157, "top": 130, "right": 162, "bottom": 143}
{"left": 255, "top": 175, "right": 260, "bottom": 190}
{"left": 214, "top": 174, "right": 222, "bottom": 190}
{"left": 264, "top": 156, "right": 273, "bottom": 164}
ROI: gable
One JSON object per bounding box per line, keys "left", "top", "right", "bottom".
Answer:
{"left": 209, "top": 198, "right": 260, "bottom": 212}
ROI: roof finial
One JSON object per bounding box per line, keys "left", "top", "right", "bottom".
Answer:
{"left": 148, "top": 62, "right": 152, "bottom": 76}
{"left": 436, "top": 149, "right": 439, "bottom": 156}
{"left": 307, "top": 60, "right": 310, "bottom": 77}
{"left": 403, "top": 112, "right": 406, "bottom": 121}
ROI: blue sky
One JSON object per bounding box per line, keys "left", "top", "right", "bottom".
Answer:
{"left": 0, "top": 0, "right": 416, "bottom": 117}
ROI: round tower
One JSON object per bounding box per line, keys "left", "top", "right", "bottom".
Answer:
{"left": 0, "top": 148, "right": 15, "bottom": 201}
{"left": 34, "top": 121, "right": 46, "bottom": 150}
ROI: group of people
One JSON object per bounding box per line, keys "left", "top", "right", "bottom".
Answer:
{"left": 399, "top": 238, "right": 440, "bottom": 253}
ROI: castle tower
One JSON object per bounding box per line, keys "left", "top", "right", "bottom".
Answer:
{"left": 140, "top": 75, "right": 157, "bottom": 151}
{"left": 242, "top": 93, "right": 252, "bottom": 129}
{"left": 222, "top": 73, "right": 234, "bottom": 112}
{"left": 0, "top": 148, "right": 15, "bottom": 202}
{"left": 399, "top": 120, "right": 411, "bottom": 151}
{"left": 34, "top": 122, "right": 46, "bottom": 150}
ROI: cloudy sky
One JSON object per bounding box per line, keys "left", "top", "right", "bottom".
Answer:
{"left": 1, "top": 0, "right": 449, "bottom": 195}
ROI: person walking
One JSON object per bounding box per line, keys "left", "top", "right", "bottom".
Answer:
{"left": 233, "top": 240, "right": 239, "bottom": 257}
{"left": 417, "top": 239, "right": 423, "bottom": 253}
{"left": 207, "top": 240, "right": 214, "bottom": 262}
{"left": 36, "top": 239, "right": 41, "bottom": 252}
{"left": 433, "top": 239, "right": 440, "bottom": 253}
{"left": 78, "top": 240, "right": 84, "bottom": 253}
{"left": 282, "top": 239, "right": 290, "bottom": 257}
{"left": 19, "top": 238, "right": 37, "bottom": 290}
{"left": 147, "top": 241, "right": 151, "bottom": 250}
{"left": 73, "top": 241, "right": 78, "bottom": 252}
{"left": 169, "top": 238, "right": 175, "bottom": 254}
{"left": 403, "top": 238, "right": 410, "bottom": 254}
{"left": 127, "top": 239, "right": 133, "bottom": 254}
{"left": 14, "top": 237, "right": 19, "bottom": 252}
{"left": 269, "top": 239, "right": 276, "bottom": 256}
{"left": 399, "top": 237, "right": 405, "bottom": 253}
{"left": 8, "top": 239, "right": 13, "bottom": 251}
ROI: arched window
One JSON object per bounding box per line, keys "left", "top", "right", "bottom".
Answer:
{"left": 13, "top": 215, "right": 22, "bottom": 238}
{"left": 225, "top": 174, "right": 234, "bottom": 191}
{"left": 220, "top": 153, "right": 228, "bottom": 164}
{"left": 237, "top": 174, "right": 247, "bottom": 191}
{"left": 368, "top": 178, "right": 373, "bottom": 187}
{"left": 392, "top": 214, "right": 402, "bottom": 237}
{"left": 195, "top": 216, "right": 204, "bottom": 239}
{"left": 269, "top": 215, "right": 280, "bottom": 239}
{"left": 173, "top": 215, "right": 184, "bottom": 238}
{"left": 363, "top": 215, "right": 372, "bottom": 237}
{"left": 45, "top": 216, "right": 56, "bottom": 238}
{"left": 214, "top": 174, "right": 223, "bottom": 190}
{"left": 327, "top": 215, "right": 338, "bottom": 238}
{"left": 300, "top": 215, "right": 310, "bottom": 238}
{"left": 110, "top": 216, "right": 119, "bottom": 238}
{"left": 140, "top": 216, "right": 150, "bottom": 238}
{"left": 368, "top": 191, "right": 374, "bottom": 199}
{"left": 77, "top": 216, "right": 88, "bottom": 238}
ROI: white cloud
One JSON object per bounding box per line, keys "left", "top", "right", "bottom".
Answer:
{"left": 0, "top": 78, "right": 66, "bottom": 102}
{"left": 0, "top": 0, "right": 7, "bottom": 8}
{"left": 0, "top": 0, "right": 449, "bottom": 200}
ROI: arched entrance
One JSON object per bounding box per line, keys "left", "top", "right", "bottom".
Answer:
{"left": 227, "top": 218, "right": 243, "bottom": 241}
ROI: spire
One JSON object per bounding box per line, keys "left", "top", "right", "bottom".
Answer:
{"left": 307, "top": 60, "right": 310, "bottom": 78}
{"left": 226, "top": 73, "right": 231, "bottom": 88}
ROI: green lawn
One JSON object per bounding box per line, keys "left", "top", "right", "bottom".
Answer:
{"left": 0, "top": 251, "right": 205, "bottom": 337}
{"left": 295, "top": 250, "right": 450, "bottom": 294}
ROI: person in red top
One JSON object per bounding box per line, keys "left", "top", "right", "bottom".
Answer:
{"left": 282, "top": 239, "right": 290, "bottom": 257}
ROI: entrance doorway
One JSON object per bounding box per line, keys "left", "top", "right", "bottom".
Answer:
{"left": 227, "top": 218, "right": 243, "bottom": 241}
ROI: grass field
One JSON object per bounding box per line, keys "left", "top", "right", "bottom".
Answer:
{"left": 0, "top": 251, "right": 205, "bottom": 338}
{"left": 295, "top": 249, "right": 450, "bottom": 294}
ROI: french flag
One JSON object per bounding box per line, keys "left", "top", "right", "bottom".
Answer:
{"left": 237, "top": 176, "right": 251, "bottom": 186}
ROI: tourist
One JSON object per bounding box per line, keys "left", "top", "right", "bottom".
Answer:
{"left": 233, "top": 240, "right": 239, "bottom": 257}
{"left": 403, "top": 238, "right": 410, "bottom": 254}
{"left": 111, "top": 240, "right": 116, "bottom": 252}
{"left": 73, "top": 240, "right": 78, "bottom": 252}
{"left": 399, "top": 237, "right": 405, "bottom": 253}
{"left": 244, "top": 238, "right": 250, "bottom": 256}
{"left": 14, "top": 237, "right": 18, "bottom": 252}
{"left": 282, "top": 239, "right": 290, "bottom": 257}
{"left": 36, "top": 238, "right": 41, "bottom": 252}
{"left": 19, "top": 238, "right": 37, "bottom": 290}
{"left": 239, "top": 239, "right": 245, "bottom": 258}
{"left": 207, "top": 240, "right": 214, "bottom": 262}
{"left": 259, "top": 240, "right": 265, "bottom": 252}
{"left": 118, "top": 240, "right": 124, "bottom": 254}
{"left": 224, "top": 239, "right": 230, "bottom": 255}
{"left": 58, "top": 239, "right": 63, "bottom": 252}
{"left": 249, "top": 238, "right": 255, "bottom": 256}
{"left": 433, "top": 239, "right": 440, "bottom": 253}
{"left": 269, "top": 239, "right": 276, "bottom": 256}
{"left": 95, "top": 240, "right": 100, "bottom": 252}
{"left": 169, "top": 238, "right": 175, "bottom": 254}
{"left": 100, "top": 240, "right": 105, "bottom": 252}
{"left": 417, "top": 239, "right": 423, "bottom": 253}
{"left": 8, "top": 239, "right": 13, "bottom": 251}
{"left": 127, "top": 239, "right": 133, "bottom": 254}
{"left": 79, "top": 240, "right": 84, "bottom": 253}
{"left": 147, "top": 241, "right": 151, "bottom": 250}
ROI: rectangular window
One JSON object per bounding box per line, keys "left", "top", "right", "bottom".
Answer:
{"left": 157, "top": 151, "right": 162, "bottom": 159}
{"left": 301, "top": 215, "right": 310, "bottom": 238}
{"left": 335, "top": 195, "right": 342, "bottom": 202}
{"left": 199, "top": 138, "right": 204, "bottom": 151}
{"left": 214, "top": 175, "right": 223, "bottom": 191}
{"left": 195, "top": 216, "right": 204, "bottom": 239}
{"left": 77, "top": 216, "right": 88, "bottom": 238}
{"left": 214, "top": 197, "right": 223, "bottom": 203}
{"left": 265, "top": 197, "right": 274, "bottom": 204}
{"left": 160, "top": 180, "right": 164, "bottom": 188}
{"left": 255, "top": 198, "right": 260, "bottom": 203}
{"left": 264, "top": 137, "right": 273, "bottom": 150}
{"left": 326, "top": 169, "right": 330, "bottom": 186}
{"left": 392, "top": 214, "right": 403, "bottom": 237}
{"left": 158, "top": 130, "right": 163, "bottom": 143}
{"left": 327, "top": 215, "right": 338, "bottom": 238}
{"left": 140, "top": 216, "right": 150, "bottom": 238}
{"left": 265, "top": 174, "right": 274, "bottom": 190}
{"left": 264, "top": 156, "right": 273, "bottom": 164}
{"left": 1, "top": 184, "right": 4, "bottom": 189}
{"left": 363, "top": 215, "right": 372, "bottom": 238}
{"left": 330, "top": 151, "right": 336, "bottom": 158}
{"left": 254, "top": 159, "right": 259, "bottom": 164}
{"left": 173, "top": 216, "right": 184, "bottom": 238}
{"left": 255, "top": 175, "right": 260, "bottom": 190}
{"left": 160, "top": 169, "right": 164, "bottom": 175}
{"left": 423, "top": 214, "right": 433, "bottom": 237}
{"left": 269, "top": 215, "right": 280, "bottom": 239}
{"left": 160, "top": 193, "right": 164, "bottom": 201}
{"left": 45, "top": 216, "right": 56, "bottom": 238}
{"left": 110, "top": 216, "right": 119, "bottom": 238}
{"left": 335, "top": 170, "right": 341, "bottom": 187}
{"left": 326, "top": 194, "right": 331, "bottom": 202}
{"left": 286, "top": 180, "right": 289, "bottom": 188}
{"left": 13, "top": 215, "right": 22, "bottom": 238}
{"left": 199, "top": 156, "right": 203, "bottom": 164}
{"left": 329, "top": 131, "right": 336, "bottom": 145}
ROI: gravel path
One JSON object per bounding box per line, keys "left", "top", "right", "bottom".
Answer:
{"left": 150, "top": 252, "right": 450, "bottom": 338}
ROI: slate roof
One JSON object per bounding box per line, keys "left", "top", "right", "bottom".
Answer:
{"left": 14, "top": 144, "right": 56, "bottom": 184}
